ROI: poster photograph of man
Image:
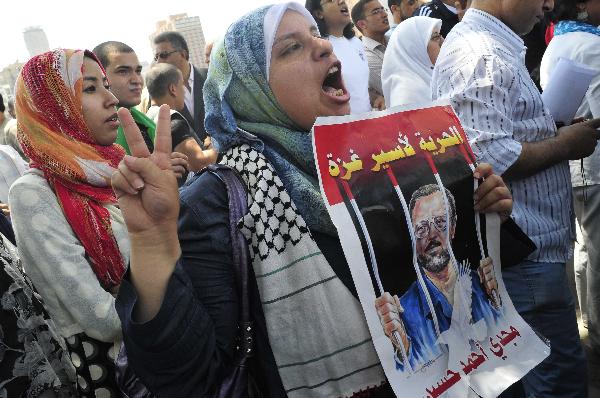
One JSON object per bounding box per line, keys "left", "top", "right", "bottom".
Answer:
{"left": 313, "top": 101, "right": 550, "bottom": 397}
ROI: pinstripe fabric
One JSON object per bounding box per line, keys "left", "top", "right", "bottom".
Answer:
{"left": 432, "top": 8, "right": 575, "bottom": 263}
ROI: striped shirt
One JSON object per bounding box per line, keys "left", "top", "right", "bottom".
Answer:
{"left": 432, "top": 8, "right": 575, "bottom": 263}
{"left": 361, "top": 35, "right": 386, "bottom": 98}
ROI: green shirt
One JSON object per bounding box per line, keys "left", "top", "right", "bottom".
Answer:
{"left": 115, "top": 107, "right": 156, "bottom": 155}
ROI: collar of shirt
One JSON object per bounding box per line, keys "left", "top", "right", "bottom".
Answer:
{"left": 361, "top": 35, "right": 386, "bottom": 52}
{"left": 463, "top": 8, "right": 525, "bottom": 57}
{"left": 184, "top": 63, "right": 195, "bottom": 114}
{"left": 442, "top": 2, "right": 457, "bottom": 14}
{"left": 187, "top": 63, "right": 195, "bottom": 92}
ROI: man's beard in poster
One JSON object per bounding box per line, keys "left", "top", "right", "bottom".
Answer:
{"left": 418, "top": 240, "right": 452, "bottom": 273}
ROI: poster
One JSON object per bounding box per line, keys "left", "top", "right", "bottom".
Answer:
{"left": 312, "top": 100, "right": 550, "bottom": 398}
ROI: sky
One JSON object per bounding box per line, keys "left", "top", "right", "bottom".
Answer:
{"left": 0, "top": 0, "right": 302, "bottom": 70}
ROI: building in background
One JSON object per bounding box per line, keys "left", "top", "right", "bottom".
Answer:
{"left": 0, "top": 61, "right": 24, "bottom": 96}
{"left": 150, "top": 14, "right": 207, "bottom": 68}
{"left": 23, "top": 27, "right": 50, "bottom": 58}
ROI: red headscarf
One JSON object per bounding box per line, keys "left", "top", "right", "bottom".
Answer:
{"left": 16, "top": 49, "right": 126, "bottom": 290}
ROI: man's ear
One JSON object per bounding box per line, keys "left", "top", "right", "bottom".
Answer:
{"left": 181, "top": 49, "right": 190, "bottom": 61}
{"left": 356, "top": 19, "right": 368, "bottom": 32}
{"left": 168, "top": 83, "right": 177, "bottom": 97}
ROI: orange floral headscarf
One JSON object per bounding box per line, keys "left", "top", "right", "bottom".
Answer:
{"left": 16, "top": 49, "right": 126, "bottom": 290}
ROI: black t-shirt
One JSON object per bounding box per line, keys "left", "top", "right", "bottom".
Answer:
{"left": 138, "top": 122, "right": 154, "bottom": 153}
{"left": 170, "top": 112, "right": 203, "bottom": 150}
{"left": 414, "top": 0, "right": 459, "bottom": 38}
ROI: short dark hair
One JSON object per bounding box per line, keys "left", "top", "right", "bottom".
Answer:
{"left": 0, "top": 93, "right": 4, "bottom": 113}
{"left": 145, "top": 63, "right": 182, "bottom": 99}
{"left": 153, "top": 31, "right": 190, "bottom": 60}
{"left": 388, "top": 0, "right": 402, "bottom": 9}
{"left": 352, "top": 0, "right": 376, "bottom": 31}
{"left": 305, "top": 0, "right": 356, "bottom": 39}
{"left": 409, "top": 184, "right": 457, "bottom": 228}
{"left": 550, "top": 0, "right": 583, "bottom": 22}
{"left": 92, "top": 41, "right": 135, "bottom": 69}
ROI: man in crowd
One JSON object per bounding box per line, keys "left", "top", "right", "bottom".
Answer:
{"left": 0, "top": 97, "right": 25, "bottom": 160}
{"left": 145, "top": 63, "right": 216, "bottom": 172}
{"left": 432, "top": 0, "right": 600, "bottom": 395}
{"left": 352, "top": 0, "right": 389, "bottom": 110}
{"left": 0, "top": 95, "right": 10, "bottom": 146}
{"left": 415, "top": 0, "right": 469, "bottom": 37}
{"left": 376, "top": 184, "right": 499, "bottom": 371}
{"left": 153, "top": 32, "right": 209, "bottom": 142}
{"left": 93, "top": 41, "right": 156, "bottom": 154}
{"left": 385, "top": 0, "right": 421, "bottom": 40}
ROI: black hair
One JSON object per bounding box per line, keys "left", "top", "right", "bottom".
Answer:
{"left": 352, "top": 0, "right": 376, "bottom": 31}
{"left": 92, "top": 41, "right": 135, "bottom": 69}
{"left": 153, "top": 31, "right": 190, "bottom": 60}
{"left": 409, "top": 184, "right": 457, "bottom": 228}
{"left": 550, "top": 0, "right": 586, "bottom": 22}
{"left": 388, "top": 0, "right": 402, "bottom": 9}
{"left": 145, "top": 63, "right": 182, "bottom": 99}
{"left": 305, "top": 0, "right": 356, "bottom": 39}
{"left": 0, "top": 93, "right": 4, "bottom": 113}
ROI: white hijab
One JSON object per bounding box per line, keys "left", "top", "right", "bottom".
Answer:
{"left": 264, "top": 2, "right": 319, "bottom": 81}
{"left": 382, "top": 16, "right": 442, "bottom": 108}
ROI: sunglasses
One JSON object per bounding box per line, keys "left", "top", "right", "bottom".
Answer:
{"left": 153, "top": 49, "right": 178, "bottom": 61}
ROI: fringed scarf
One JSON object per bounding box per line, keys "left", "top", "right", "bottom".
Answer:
{"left": 16, "top": 49, "right": 126, "bottom": 290}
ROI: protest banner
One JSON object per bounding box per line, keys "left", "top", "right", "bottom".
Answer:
{"left": 312, "top": 100, "right": 550, "bottom": 397}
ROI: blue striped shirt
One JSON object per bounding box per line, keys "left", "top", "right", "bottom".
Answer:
{"left": 432, "top": 8, "right": 575, "bottom": 263}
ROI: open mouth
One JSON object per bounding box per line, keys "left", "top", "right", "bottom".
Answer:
{"left": 322, "top": 62, "right": 348, "bottom": 100}
{"left": 340, "top": 5, "right": 349, "bottom": 15}
{"left": 105, "top": 113, "right": 120, "bottom": 127}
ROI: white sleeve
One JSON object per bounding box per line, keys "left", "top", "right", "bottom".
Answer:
{"left": 434, "top": 54, "right": 523, "bottom": 175}
{"left": 9, "top": 175, "right": 122, "bottom": 342}
{"left": 581, "top": 44, "right": 600, "bottom": 119}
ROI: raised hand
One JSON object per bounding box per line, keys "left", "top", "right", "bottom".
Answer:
{"left": 375, "top": 292, "right": 410, "bottom": 354}
{"left": 112, "top": 105, "right": 180, "bottom": 235}
{"left": 112, "top": 105, "right": 181, "bottom": 322}
{"left": 478, "top": 257, "right": 501, "bottom": 309}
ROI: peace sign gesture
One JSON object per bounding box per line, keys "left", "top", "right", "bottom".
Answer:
{"left": 112, "top": 105, "right": 180, "bottom": 236}
{"left": 112, "top": 105, "right": 183, "bottom": 321}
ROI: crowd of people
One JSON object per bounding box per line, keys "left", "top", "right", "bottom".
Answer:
{"left": 0, "top": 0, "right": 598, "bottom": 397}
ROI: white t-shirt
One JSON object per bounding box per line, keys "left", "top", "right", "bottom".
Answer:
{"left": 540, "top": 31, "right": 600, "bottom": 186}
{"left": 328, "top": 35, "right": 372, "bottom": 114}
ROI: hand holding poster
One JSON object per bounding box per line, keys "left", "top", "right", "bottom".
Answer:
{"left": 312, "top": 101, "right": 550, "bottom": 398}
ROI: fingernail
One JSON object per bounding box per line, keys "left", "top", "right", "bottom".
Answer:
{"left": 124, "top": 155, "right": 135, "bottom": 165}
{"left": 133, "top": 179, "right": 144, "bottom": 190}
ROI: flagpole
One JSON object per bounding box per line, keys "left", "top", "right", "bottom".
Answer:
{"left": 339, "top": 179, "right": 414, "bottom": 373}
{"left": 384, "top": 167, "right": 442, "bottom": 340}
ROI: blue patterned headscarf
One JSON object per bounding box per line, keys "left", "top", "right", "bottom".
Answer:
{"left": 555, "top": 20, "right": 600, "bottom": 37}
{"left": 204, "top": 3, "right": 336, "bottom": 235}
